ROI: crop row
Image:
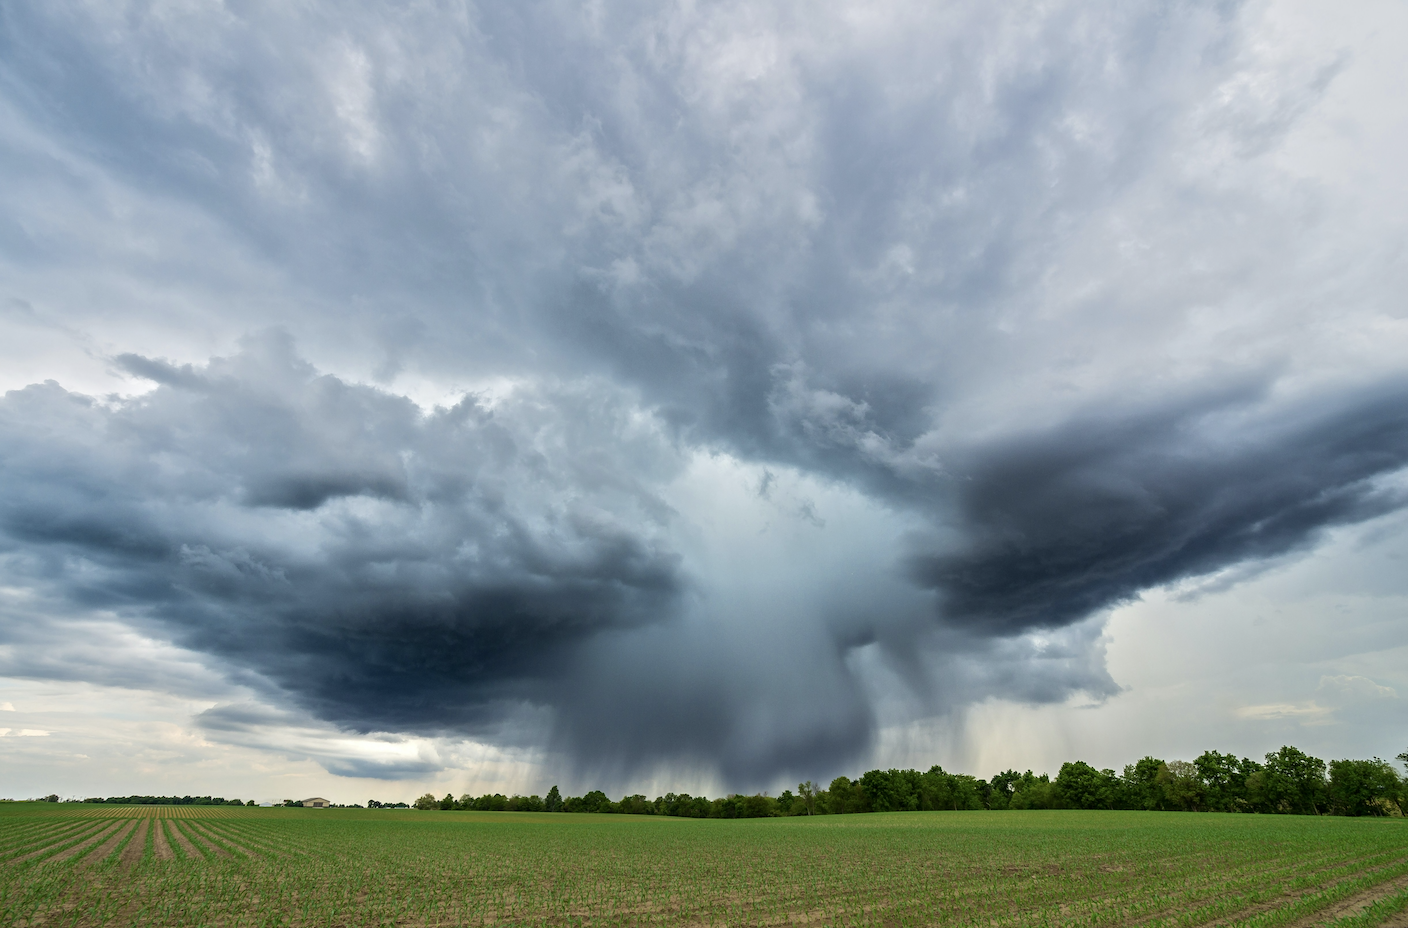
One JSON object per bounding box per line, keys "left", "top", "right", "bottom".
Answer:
{"left": 0, "top": 810, "right": 1404, "bottom": 928}
{"left": 54, "top": 805, "right": 251, "bottom": 819}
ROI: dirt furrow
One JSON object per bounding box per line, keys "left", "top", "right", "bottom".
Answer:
{"left": 74, "top": 820, "right": 138, "bottom": 868}
{"left": 152, "top": 818, "right": 174, "bottom": 860}
{"left": 1383, "top": 907, "right": 1408, "bottom": 928}
{"left": 25, "top": 821, "right": 123, "bottom": 866}
{"left": 189, "top": 821, "right": 257, "bottom": 858}
{"left": 164, "top": 819, "right": 202, "bottom": 859}
{"left": 2, "top": 820, "right": 93, "bottom": 857}
{"left": 119, "top": 819, "right": 150, "bottom": 868}
{"left": 6, "top": 821, "right": 108, "bottom": 864}
{"left": 1283, "top": 871, "right": 1408, "bottom": 928}
{"left": 216, "top": 823, "right": 309, "bottom": 857}
{"left": 177, "top": 820, "right": 231, "bottom": 858}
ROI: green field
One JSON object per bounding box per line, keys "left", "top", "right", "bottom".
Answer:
{"left": 2, "top": 802, "right": 1407, "bottom": 928}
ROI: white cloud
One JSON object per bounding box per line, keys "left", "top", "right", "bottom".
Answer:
{"left": 1234, "top": 704, "right": 1333, "bottom": 723}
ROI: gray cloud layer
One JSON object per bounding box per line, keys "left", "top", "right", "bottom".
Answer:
{"left": 1, "top": 334, "right": 682, "bottom": 733}
{"left": 2, "top": 0, "right": 1406, "bottom": 785}
{"left": 913, "top": 385, "right": 1408, "bottom": 636}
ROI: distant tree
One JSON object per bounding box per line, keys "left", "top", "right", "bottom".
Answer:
{"left": 986, "top": 770, "right": 1024, "bottom": 810}
{"left": 658, "top": 792, "right": 711, "bottom": 818}
{"left": 776, "top": 789, "right": 797, "bottom": 815}
{"left": 246, "top": 800, "right": 256, "bottom": 806}
{"left": 1120, "top": 757, "right": 1167, "bottom": 810}
{"left": 618, "top": 794, "right": 653, "bottom": 815}
{"left": 470, "top": 793, "right": 508, "bottom": 811}
{"left": 545, "top": 785, "right": 562, "bottom": 812}
{"left": 797, "top": 781, "right": 817, "bottom": 815}
{"left": 1193, "top": 751, "right": 1260, "bottom": 812}
{"left": 43, "top": 794, "right": 59, "bottom": 803}
{"left": 1055, "top": 762, "right": 1119, "bottom": 810}
{"left": 1262, "top": 746, "right": 1327, "bottom": 814}
{"left": 569, "top": 790, "right": 612, "bottom": 813}
{"left": 1327, "top": 759, "right": 1401, "bottom": 816}
{"left": 412, "top": 793, "right": 438, "bottom": 810}
{"left": 827, "top": 776, "right": 867, "bottom": 813}
{"left": 1157, "top": 761, "right": 1206, "bottom": 812}
{"left": 734, "top": 794, "right": 776, "bottom": 818}
{"left": 860, "top": 769, "right": 909, "bottom": 812}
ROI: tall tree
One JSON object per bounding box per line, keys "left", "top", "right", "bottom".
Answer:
{"left": 797, "top": 781, "right": 817, "bottom": 815}
{"left": 1262, "top": 746, "right": 1327, "bottom": 814}
{"left": 1055, "top": 762, "right": 1119, "bottom": 810}
{"left": 1327, "top": 759, "right": 1401, "bottom": 816}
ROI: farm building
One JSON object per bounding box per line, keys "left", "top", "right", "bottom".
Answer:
{"left": 302, "top": 797, "right": 330, "bottom": 808}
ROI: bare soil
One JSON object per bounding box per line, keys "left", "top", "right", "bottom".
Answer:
{"left": 118, "top": 819, "right": 150, "bottom": 869}
{"left": 7, "top": 821, "right": 106, "bottom": 864}
{"left": 151, "top": 818, "right": 174, "bottom": 861}
{"left": 163, "top": 819, "right": 202, "bottom": 859}
{"left": 1300, "top": 871, "right": 1408, "bottom": 925}
{"left": 33, "top": 821, "right": 123, "bottom": 866}
{"left": 188, "top": 821, "right": 257, "bottom": 859}
{"left": 172, "top": 819, "right": 229, "bottom": 858}
{"left": 75, "top": 820, "right": 138, "bottom": 868}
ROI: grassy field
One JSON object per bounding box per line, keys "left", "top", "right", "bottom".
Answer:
{"left": 2, "top": 802, "right": 1406, "bottom": 928}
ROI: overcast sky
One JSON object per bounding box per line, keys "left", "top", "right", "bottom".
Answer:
{"left": 1, "top": 0, "right": 1406, "bottom": 804}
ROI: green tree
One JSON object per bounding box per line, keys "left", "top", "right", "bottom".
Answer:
{"left": 545, "top": 785, "right": 562, "bottom": 812}
{"left": 439, "top": 793, "right": 456, "bottom": 811}
{"left": 737, "top": 794, "right": 776, "bottom": 817}
{"left": 918, "top": 765, "right": 955, "bottom": 811}
{"left": 1055, "top": 761, "right": 1119, "bottom": 810}
{"left": 826, "top": 777, "right": 854, "bottom": 813}
{"left": 860, "top": 769, "right": 918, "bottom": 812}
{"left": 1009, "top": 773, "right": 1056, "bottom": 809}
{"left": 618, "top": 794, "right": 653, "bottom": 815}
{"left": 1327, "top": 758, "right": 1402, "bottom": 816}
{"left": 1120, "top": 757, "right": 1167, "bottom": 810}
{"left": 574, "top": 790, "right": 612, "bottom": 813}
{"left": 797, "top": 781, "right": 817, "bottom": 815}
{"left": 1157, "top": 760, "right": 1206, "bottom": 812}
{"left": 1193, "top": 750, "right": 1261, "bottom": 812}
{"left": 412, "top": 793, "right": 438, "bottom": 810}
{"left": 987, "top": 770, "right": 1027, "bottom": 810}
{"left": 1262, "top": 746, "right": 1327, "bottom": 814}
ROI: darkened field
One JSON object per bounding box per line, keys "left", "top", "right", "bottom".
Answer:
{"left": 2, "top": 802, "right": 1406, "bottom": 927}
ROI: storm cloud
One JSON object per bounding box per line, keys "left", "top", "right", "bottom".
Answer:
{"left": 913, "top": 384, "right": 1408, "bottom": 636}
{"left": 1, "top": 0, "right": 1407, "bottom": 788}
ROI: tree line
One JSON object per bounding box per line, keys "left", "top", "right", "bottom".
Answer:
{"left": 415, "top": 746, "right": 1408, "bottom": 818}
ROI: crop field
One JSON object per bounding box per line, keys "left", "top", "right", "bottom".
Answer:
{"left": 1, "top": 803, "right": 1406, "bottom": 928}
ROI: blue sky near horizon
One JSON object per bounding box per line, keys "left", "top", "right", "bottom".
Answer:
{"left": 1, "top": 0, "right": 1406, "bottom": 804}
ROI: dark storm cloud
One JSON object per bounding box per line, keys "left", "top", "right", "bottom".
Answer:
{"left": 909, "top": 385, "right": 1408, "bottom": 636}
{"left": 0, "top": 334, "right": 685, "bottom": 736}
{"left": 3, "top": 339, "right": 1408, "bottom": 786}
